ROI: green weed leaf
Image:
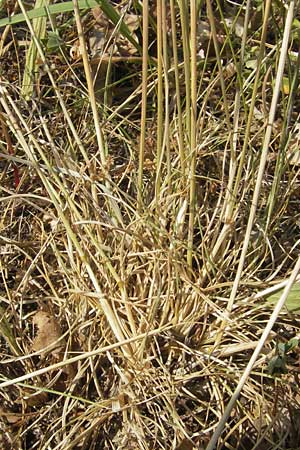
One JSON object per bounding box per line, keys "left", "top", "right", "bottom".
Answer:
{"left": 45, "top": 31, "right": 64, "bottom": 51}
{"left": 268, "top": 355, "right": 288, "bottom": 375}
{"left": 266, "top": 283, "right": 300, "bottom": 313}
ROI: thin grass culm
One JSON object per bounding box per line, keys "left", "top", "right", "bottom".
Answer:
{"left": 1, "top": 1, "right": 300, "bottom": 449}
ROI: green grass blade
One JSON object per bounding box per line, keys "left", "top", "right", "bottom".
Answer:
{"left": 0, "top": 0, "right": 98, "bottom": 27}
{"left": 0, "top": 0, "right": 140, "bottom": 53}
{"left": 0, "top": 304, "right": 20, "bottom": 355}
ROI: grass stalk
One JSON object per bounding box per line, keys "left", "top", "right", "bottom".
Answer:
{"left": 162, "top": 2, "right": 171, "bottom": 193}
{"left": 21, "top": 0, "right": 48, "bottom": 99}
{"left": 1, "top": 1, "right": 300, "bottom": 447}
{"left": 72, "top": 0, "right": 107, "bottom": 168}
{"left": 201, "top": 0, "right": 272, "bottom": 285}
{"left": 265, "top": 38, "right": 300, "bottom": 229}
{"left": 0, "top": 87, "right": 134, "bottom": 358}
{"left": 207, "top": 252, "right": 300, "bottom": 450}
{"left": 226, "top": 0, "right": 295, "bottom": 315}
{"left": 72, "top": 0, "right": 129, "bottom": 231}
{"left": 0, "top": 325, "right": 170, "bottom": 389}
{"left": 16, "top": 0, "right": 90, "bottom": 164}
{"left": 170, "top": 0, "right": 186, "bottom": 177}
{"left": 155, "top": 0, "right": 163, "bottom": 204}
{"left": 137, "top": 0, "right": 148, "bottom": 210}
{"left": 178, "top": 0, "right": 190, "bottom": 139}
{"left": 187, "top": 0, "right": 197, "bottom": 267}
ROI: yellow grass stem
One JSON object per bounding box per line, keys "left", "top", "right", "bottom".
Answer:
{"left": 0, "top": 325, "right": 170, "bottom": 389}
{"left": 187, "top": 0, "right": 197, "bottom": 267}
{"left": 178, "top": 0, "right": 190, "bottom": 139}
{"left": 201, "top": 0, "right": 272, "bottom": 285}
{"left": 170, "top": 0, "right": 186, "bottom": 176}
{"left": 162, "top": 2, "right": 171, "bottom": 193}
{"left": 155, "top": 0, "right": 163, "bottom": 204}
{"left": 137, "top": 1, "right": 148, "bottom": 210}
{"left": 226, "top": 0, "right": 294, "bottom": 316}
{"left": 207, "top": 250, "right": 300, "bottom": 450}
{"left": 72, "top": 0, "right": 107, "bottom": 168}
{"left": 0, "top": 87, "right": 134, "bottom": 358}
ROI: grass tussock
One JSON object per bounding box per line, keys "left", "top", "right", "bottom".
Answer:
{"left": 1, "top": 0, "right": 300, "bottom": 449}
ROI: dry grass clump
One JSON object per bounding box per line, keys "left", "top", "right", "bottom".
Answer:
{"left": 1, "top": 0, "right": 300, "bottom": 449}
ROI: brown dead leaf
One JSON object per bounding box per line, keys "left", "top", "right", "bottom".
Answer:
{"left": 88, "top": 7, "right": 140, "bottom": 103}
{"left": 124, "top": 14, "right": 140, "bottom": 33}
{"left": 32, "top": 311, "right": 65, "bottom": 356}
{"left": 90, "top": 7, "right": 139, "bottom": 57}
{"left": 91, "top": 5, "right": 107, "bottom": 26}
{"left": 0, "top": 406, "right": 39, "bottom": 427}
{"left": 70, "top": 39, "right": 81, "bottom": 60}
{"left": 22, "top": 390, "right": 49, "bottom": 407}
{"left": 176, "top": 438, "right": 194, "bottom": 450}
{"left": 287, "top": 123, "right": 300, "bottom": 166}
{"left": 0, "top": 407, "right": 22, "bottom": 425}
